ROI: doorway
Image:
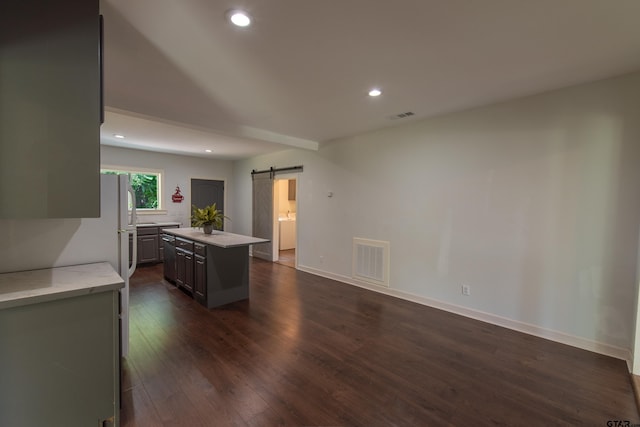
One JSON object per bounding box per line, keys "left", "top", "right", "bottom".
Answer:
{"left": 251, "top": 168, "right": 300, "bottom": 267}
{"left": 275, "top": 178, "right": 297, "bottom": 268}
{"left": 191, "top": 179, "right": 225, "bottom": 229}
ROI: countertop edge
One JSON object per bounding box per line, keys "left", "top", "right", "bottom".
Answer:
{"left": 162, "top": 228, "right": 270, "bottom": 248}
{"left": 0, "top": 262, "right": 125, "bottom": 311}
{"left": 137, "top": 222, "right": 181, "bottom": 228}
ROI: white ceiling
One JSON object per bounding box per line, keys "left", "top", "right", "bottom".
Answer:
{"left": 100, "top": 0, "right": 640, "bottom": 159}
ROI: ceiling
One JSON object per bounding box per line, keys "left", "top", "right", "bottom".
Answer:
{"left": 100, "top": 0, "right": 640, "bottom": 159}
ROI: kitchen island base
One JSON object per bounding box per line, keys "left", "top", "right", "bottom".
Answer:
{"left": 203, "top": 245, "right": 250, "bottom": 308}
{"left": 163, "top": 228, "right": 269, "bottom": 308}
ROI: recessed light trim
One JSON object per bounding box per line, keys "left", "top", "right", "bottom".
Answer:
{"left": 368, "top": 88, "right": 382, "bottom": 97}
{"left": 228, "top": 10, "right": 251, "bottom": 27}
{"left": 114, "top": 134, "right": 125, "bottom": 139}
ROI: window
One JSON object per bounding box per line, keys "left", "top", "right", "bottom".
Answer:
{"left": 101, "top": 167, "right": 163, "bottom": 211}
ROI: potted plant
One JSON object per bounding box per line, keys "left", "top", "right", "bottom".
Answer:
{"left": 191, "top": 203, "right": 229, "bottom": 234}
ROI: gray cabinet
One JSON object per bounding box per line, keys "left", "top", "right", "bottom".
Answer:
{"left": 137, "top": 228, "right": 159, "bottom": 264}
{"left": 175, "top": 238, "right": 195, "bottom": 292}
{"left": 0, "top": 290, "right": 120, "bottom": 426}
{"left": 169, "top": 238, "right": 206, "bottom": 302}
{"left": 176, "top": 249, "right": 186, "bottom": 288}
{"left": 135, "top": 225, "right": 179, "bottom": 265}
{"left": 194, "top": 243, "right": 207, "bottom": 304}
{"left": 162, "top": 234, "right": 176, "bottom": 282}
{"left": 0, "top": 0, "right": 101, "bottom": 218}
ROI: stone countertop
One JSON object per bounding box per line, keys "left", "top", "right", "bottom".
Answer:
{"left": 136, "top": 221, "right": 181, "bottom": 228}
{"left": 0, "top": 262, "right": 124, "bottom": 310}
{"left": 163, "top": 228, "right": 270, "bottom": 248}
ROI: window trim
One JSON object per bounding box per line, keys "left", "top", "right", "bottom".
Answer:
{"left": 100, "top": 165, "right": 165, "bottom": 213}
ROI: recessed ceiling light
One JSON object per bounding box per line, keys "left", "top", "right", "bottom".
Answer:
{"left": 228, "top": 10, "right": 251, "bottom": 27}
{"left": 114, "top": 134, "right": 125, "bottom": 139}
{"left": 205, "top": 149, "right": 212, "bottom": 153}
{"left": 368, "top": 88, "right": 382, "bottom": 97}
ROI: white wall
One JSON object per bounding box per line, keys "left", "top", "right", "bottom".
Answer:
{"left": 101, "top": 146, "right": 235, "bottom": 229}
{"left": 233, "top": 71, "right": 640, "bottom": 359}
{"left": 0, "top": 149, "right": 235, "bottom": 274}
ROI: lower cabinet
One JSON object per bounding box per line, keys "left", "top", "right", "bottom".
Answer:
{"left": 163, "top": 234, "right": 250, "bottom": 308}
{"left": 0, "top": 290, "right": 120, "bottom": 426}
{"left": 162, "top": 234, "right": 176, "bottom": 282}
{"left": 176, "top": 249, "right": 185, "bottom": 288}
{"left": 183, "top": 251, "right": 194, "bottom": 293}
{"left": 171, "top": 238, "right": 207, "bottom": 303}
{"left": 134, "top": 225, "right": 180, "bottom": 265}
{"left": 137, "top": 234, "right": 159, "bottom": 263}
{"left": 194, "top": 254, "right": 206, "bottom": 304}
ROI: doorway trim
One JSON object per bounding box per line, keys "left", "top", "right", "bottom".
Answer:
{"left": 251, "top": 166, "right": 302, "bottom": 268}
{"left": 274, "top": 174, "right": 299, "bottom": 268}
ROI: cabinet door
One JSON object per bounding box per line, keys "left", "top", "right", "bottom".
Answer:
{"left": 183, "top": 252, "right": 194, "bottom": 292}
{"left": 194, "top": 255, "right": 206, "bottom": 304}
{"left": 0, "top": 291, "right": 118, "bottom": 426}
{"left": 0, "top": 0, "right": 101, "bottom": 218}
{"left": 137, "top": 235, "right": 159, "bottom": 263}
{"left": 288, "top": 179, "right": 296, "bottom": 200}
{"left": 176, "top": 249, "right": 186, "bottom": 288}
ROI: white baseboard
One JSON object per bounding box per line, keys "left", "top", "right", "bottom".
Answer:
{"left": 296, "top": 264, "right": 632, "bottom": 369}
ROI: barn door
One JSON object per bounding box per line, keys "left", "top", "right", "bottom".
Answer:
{"left": 252, "top": 171, "right": 274, "bottom": 261}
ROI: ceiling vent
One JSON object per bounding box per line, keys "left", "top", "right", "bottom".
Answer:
{"left": 387, "top": 111, "right": 415, "bottom": 120}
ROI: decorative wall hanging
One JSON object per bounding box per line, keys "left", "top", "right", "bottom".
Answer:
{"left": 172, "top": 186, "right": 184, "bottom": 203}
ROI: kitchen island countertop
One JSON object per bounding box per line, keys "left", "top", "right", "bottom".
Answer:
{"left": 137, "top": 221, "right": 181, "bottom": 228}
{"left": 162, "top": 228, "right": 269, "bottom": 248}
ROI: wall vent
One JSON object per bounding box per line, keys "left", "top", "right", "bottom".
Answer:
{"left": 387, "top": 111, "right": 415, "bottom": 120}
{"left": 352, "top": 238, "right": 390, "bottom": 287}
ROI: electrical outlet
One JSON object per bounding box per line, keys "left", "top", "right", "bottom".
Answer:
{"left": 462, "top": 285, "right": 471, "bottom": 296}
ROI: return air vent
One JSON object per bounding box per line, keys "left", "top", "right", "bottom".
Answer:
{"left": 387, "top": 111, "right": 415, "bottom": 120}
{"left": 352, "top": 238, "right": 390, "bottom": 287}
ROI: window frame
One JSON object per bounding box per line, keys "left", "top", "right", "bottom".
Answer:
{"left": 100, "top": 165, "right": 166, "bottom": 214}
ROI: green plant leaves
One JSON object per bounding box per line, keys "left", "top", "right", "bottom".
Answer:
{"left": 191, "top": 203, "right": 230, "bottom": 230}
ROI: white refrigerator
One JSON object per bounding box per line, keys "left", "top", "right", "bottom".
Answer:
{"left": 0, "top": 173, "right": 137, "bottom": 356}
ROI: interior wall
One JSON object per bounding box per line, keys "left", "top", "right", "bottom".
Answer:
{"left": 101, "top": 146, "right": 235, "bottom": 229}
{"left": 233, "top": 71, "right": 640, "bottom": 356}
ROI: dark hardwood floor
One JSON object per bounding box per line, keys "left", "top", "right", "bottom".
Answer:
{"left": 276, "top": 249, "right": 295, "bottom": 268}
{"left": 122, "top": 260, "right": 639, "bottom": 426}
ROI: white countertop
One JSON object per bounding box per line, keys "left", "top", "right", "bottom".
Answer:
{"left": 0, "top": 262, "right": 124, "bottom": 310}
{"left": 137, "top": 221, "right": 181, "bottom": 228}
{"left": 163, "top": 228, "right": 270, "bottom": 248}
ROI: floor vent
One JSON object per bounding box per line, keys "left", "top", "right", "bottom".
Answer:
{"left": 352, "top": 238, "right": 390, "bottom": 287}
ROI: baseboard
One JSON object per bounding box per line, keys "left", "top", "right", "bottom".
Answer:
{"left": 297, "top": 264, "right": 632, "bottom": 367}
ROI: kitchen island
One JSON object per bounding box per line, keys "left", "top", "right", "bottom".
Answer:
{"left": 161, "top": 228, "right": 269, "bottom": 308}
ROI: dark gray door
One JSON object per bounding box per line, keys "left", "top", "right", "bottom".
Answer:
{"left": 191, "top": 179, "right": 225, "bottom": 229}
